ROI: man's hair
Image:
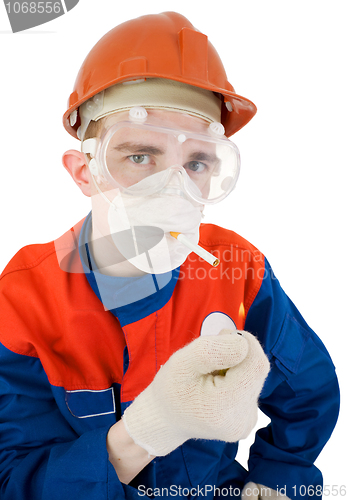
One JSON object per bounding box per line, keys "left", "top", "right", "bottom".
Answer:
{"left": 83, "top": 119, "right": 105, "bottom": 161}
{"left": 84, "top": 119, "right": 103, "bottom": 141}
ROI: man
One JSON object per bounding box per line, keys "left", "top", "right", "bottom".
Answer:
{"left": 0, "top": 12, "right": 339, "bottom": 500}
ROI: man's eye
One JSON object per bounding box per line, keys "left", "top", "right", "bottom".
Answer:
{"left": 129, "top": 154, "right": 151, "bottom": 165}
{"left": 184, "top": 161, "right": 207, "bottom": 173}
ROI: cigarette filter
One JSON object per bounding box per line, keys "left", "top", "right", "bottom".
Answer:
{"left": 170, "top": 232, "right": 220, "bottom": 267}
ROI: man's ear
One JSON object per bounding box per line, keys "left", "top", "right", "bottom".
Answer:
{"left": 62, "top": 149, "right": 92, "bottom": 197}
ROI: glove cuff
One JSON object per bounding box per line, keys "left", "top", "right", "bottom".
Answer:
{"left": 122, "top": 394, "right": 187, "bottom": 456}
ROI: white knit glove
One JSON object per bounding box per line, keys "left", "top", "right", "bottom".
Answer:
{"left": 242, "top": 482, "right": 291, "bottom": 499}
{"left": 122, "top": 330, "right": 270, "bottom": 456}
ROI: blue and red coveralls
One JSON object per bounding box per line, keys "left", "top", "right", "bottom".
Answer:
{"left": 0, "top": 214, "right": 339, "bottom": 499}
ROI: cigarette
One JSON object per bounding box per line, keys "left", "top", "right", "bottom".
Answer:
{"left": 170, "top": 232, "right": 220, "bottom": 267}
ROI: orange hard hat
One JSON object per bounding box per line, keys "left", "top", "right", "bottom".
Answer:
{"left": 63, "top": 12, "right": 257, "bottom": 139}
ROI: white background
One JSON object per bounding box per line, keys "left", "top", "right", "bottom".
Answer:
{"left": 1, "top": 0, "right": 347, "bottom": 492}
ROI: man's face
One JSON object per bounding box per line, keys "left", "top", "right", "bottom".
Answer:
{"left": 86, "top": 110, "right": 214, "bottom": 275}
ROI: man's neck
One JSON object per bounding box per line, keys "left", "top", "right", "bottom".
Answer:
{"left": 89, "top": 224, "right": 147, "bottom": 278}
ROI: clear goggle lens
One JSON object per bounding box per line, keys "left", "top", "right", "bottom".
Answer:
{"left": 86, "top": 120, "right": 240, "bottom": 204}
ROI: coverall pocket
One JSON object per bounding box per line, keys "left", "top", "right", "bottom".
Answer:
{"left": 65, "top": 387, "right": 116, "bottom": 418}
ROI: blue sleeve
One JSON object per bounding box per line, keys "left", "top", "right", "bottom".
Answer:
{"left": 0, "top": 344, "right": 145, "bottom": 500}
{"left": 244, "top": 258, "right": 340, "bottom": 500}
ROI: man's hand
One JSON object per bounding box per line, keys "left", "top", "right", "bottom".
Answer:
{"left": 122, "top": 330, "right": 270, "bottom": 456}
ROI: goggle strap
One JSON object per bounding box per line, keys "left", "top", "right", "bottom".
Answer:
{"left": 82, "top": 138, "right": 99, "bottom": 157}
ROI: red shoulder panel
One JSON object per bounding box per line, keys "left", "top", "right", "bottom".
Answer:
{"left": 0, "top": 219, "right": 126, "bottom": 391}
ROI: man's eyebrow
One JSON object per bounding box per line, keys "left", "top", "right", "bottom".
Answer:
{"left": 113, "top": 142, "right": 165, "bottom": 155}
{"left": 188, "top": 151, "right": 220, "bottom": 164}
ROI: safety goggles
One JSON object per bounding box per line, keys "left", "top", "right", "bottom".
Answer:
{"left": 82, "top": 109, "right": 241, "bottom": 205}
